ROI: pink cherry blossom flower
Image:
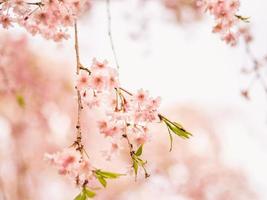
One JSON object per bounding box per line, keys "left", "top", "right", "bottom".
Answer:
{"left": 197, "top": 0, "right": 244, "bottom": 46}
{"left": 135, "top": 133, "right": 148, "bottom": 145}
{"left": 45, "top": 148, "right": 81, "bottom": 176}
{"left": 239, "top": 26, "right": 253, "bottom": 44}
{"left": 89, "top": 73, "right": 106, "bottom": 91}
{"left": 107, "top": 68, "right": 119, "bottom": 89}
{"left": 34, "top": 11, "right": 49, "bottom": 25}
{"left": 98, "top": 120, "right": 123, "bottom": 137}
{"left": 134, "top": 89, "right": 149, "bottom": 105}
{"left": 147, "top": 97, "right": 161, "bottom": 111}
{"left": 83, "top": 91, "right": 101, "bottom": 108}
{"left": 77, "top": 70, "right": 90, "bottom": 90}
{"left": 62, "top": 14, "right": 74, "bottom": 26}
{"left": 222, "top": 32, "right": 238, "bottom": 46}
{"left": 53, "top": 31, "right": 70, "bottom": 42}
{"left": 91, "top": 58, "right": 108, "bottom": 72}
{"left": 0, "top": 15, "right": 12, "bottom": 28}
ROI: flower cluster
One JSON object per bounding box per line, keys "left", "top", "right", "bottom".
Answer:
{"left": 0, "top": 0, "right": 91, "bottom": 41}
{"left": 197, "top": 0, "right": 248, "bottom": 46}
{"left": 76, "top": 58, "right": 191, "bottom": 180}
{"left": 77, "top": 58, "right": 161, "bottom": 149}
{"left": 45, "top": 147, "right": 125, "bottom": 198}
{"left": 45, "top": 148, "right": 94, "bottom": 186}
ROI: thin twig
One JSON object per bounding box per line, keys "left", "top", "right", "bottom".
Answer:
{"left": 74, "top": 21, "right": 82, "bottom": 75}
{"left": 122, "top": 133, "right": 133, "bottom": 154}
{"left": 243, "top": 44, "right": 267, "bottom": 96}
{"left": 119, "top": 87, "right": 133, "bottom": 96}
{"left": 106, "top": 0, "right": 120, "bottom": 70}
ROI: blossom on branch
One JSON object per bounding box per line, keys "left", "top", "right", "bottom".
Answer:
{"left": 197, "top": 0, "right": 249, "bottom": 46}
{"left": 0, "top": 0, "right": 91, "bottom": 40}
{"left": 75, "top": 58, "right": 191, "bottom": 180}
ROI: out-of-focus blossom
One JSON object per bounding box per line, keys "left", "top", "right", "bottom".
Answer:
{"left": 197, "top": 0, "right": 249, "bottom": 46}
{"left": 45, "top": 148, "right": 94, "bottom": 186}
{"left": 163, "top": 0, "right": 203, "bottom": 23}
{"left": 0, "top": 33, "right": 74, "bottom": 199}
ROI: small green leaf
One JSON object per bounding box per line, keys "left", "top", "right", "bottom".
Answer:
{"left": 16, "top": 95, "right": 25, "bottom": 108}
{"left": 165, "top": 120, "right": 192, "bottom": 139}
{"left": 96, "top": 170, "right": 125, "bottom": 179}
{"left": 97, "top": 176, "right": 107, "bottom": 188}
{"left": 173, "top": 121, "right": 183, "bottom": 129}
{"left": 74, "top": 193, "right": 86, "bottom": 200}
{"left": 159, "top": 114, "right": 192, "bottom": 140}
{"left": 74, "top": 193, "right": 82, "bottom": 200}
{"left": 136, "top": 157, "right": 147, "bottom": 165}
{"left": 83, "top": 188, "right": 96, "bottom": 198}
{"left": 133, "top": 160, "right": 138, "bottom": 176}
{"left": 135, "top": 145, "right": 143, "bottom": 156}
{"left": 81, "top": 194, "right": 87, "bottom": 200}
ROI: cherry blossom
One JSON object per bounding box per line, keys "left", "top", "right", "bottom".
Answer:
{"left": 76, "top": 59, "right": 161, "bottom": 149}
{"left": 197, "top": 0, "right": 249, "bottom": 46}
{"left": 0, "top": 0, "right": 91, "bottom": 40}
{"left": 45, "top": 148, "right": 95, "bottom": 185}
{"left": 73, "top": 57, "right": 191, "bottom": 182}
{"left": 77, "top": 70, "right": 90, "bottom": 90}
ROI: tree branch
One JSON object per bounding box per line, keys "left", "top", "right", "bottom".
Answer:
{"left": 74, "top": 21, "right": 84, "bottom": 149}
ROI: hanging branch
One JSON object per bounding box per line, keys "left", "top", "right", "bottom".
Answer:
{"left": 106, "top": 0, "right": 120, "bottom": 70}
{"left": 73, "top": 21, "right": 86, "bottom": 156}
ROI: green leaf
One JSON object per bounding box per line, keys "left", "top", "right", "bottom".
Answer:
{"left": 167, "top": 128, "right": 173, "bottom": 152}
{"left": 97, "top": 176, "right": 107, "bottom": 188}
{"left": 83, "top": 188, "right": 96, "bottom": 198}
{"left": 74, "top": 193, "right": 82, "bottom": 200}
{"left": 16, "top": 95, "right": 25, "bottom": 108}
{"left": 133, "top": 160, "right": 138, "bottom": 176}
{"left": 74, "top": 193, "right": 86, "bottom": 200}
{"left": 136, "top": 157, "right": 147, "bottom": 165}
{"left": 173, "top": 121, "right": 183, "bottom": 129}
{"left": 135, "top": 145, "right": 143, "bottom": 156}
{"left": 164, "top": 119, "right": 192, "bottom": 139}
{"left": 159, "top": 114, "right": 192, "bottom": 139}
{"left": 81, "top": 194, "right": 87, "bottom": 200}
{"left": 96, "top": 170, "right": 125, "bottom": 179}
